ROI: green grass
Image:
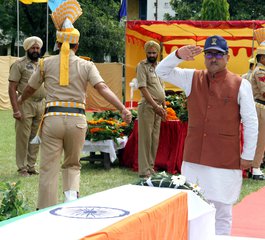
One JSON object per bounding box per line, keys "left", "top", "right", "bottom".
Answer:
{"left": 0, "top": 109, "right": 264, "bottom": 212}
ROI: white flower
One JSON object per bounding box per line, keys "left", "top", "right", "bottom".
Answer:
{"left": 159, "top": 171, "right": 168, "bottom": 177}
{"left": 190, "top": 183, "right": 201, "bottom": 192}
{"left": 171, "top": 175, "right": 186, "bottom": 187}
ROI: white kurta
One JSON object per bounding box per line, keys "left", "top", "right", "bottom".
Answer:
{"left": 156, "top": 51, "right": 258, "bottom": 204}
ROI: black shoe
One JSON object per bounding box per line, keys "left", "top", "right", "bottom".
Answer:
{"left": 248, "top": 171, "right": 253, "bottom": 178}
{"left": 28, "top": 169, "right": 39, "bottom": 175}
{"left": 252, "top": 174, "right": 265, "bottom": 180}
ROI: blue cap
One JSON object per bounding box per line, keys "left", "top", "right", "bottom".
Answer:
{"left": 204, "top": 35, "right": 228, "bottom": 53}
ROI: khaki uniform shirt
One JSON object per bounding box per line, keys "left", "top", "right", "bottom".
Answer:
{"left": 8, "top": 56, "right": 46, "bottom": 99}
{"left": 28, "top": 50, "right": 104, "bottom": 104}
{"left": 241, "top": 70, "right": 253, "bottom": 82}
{"left": 137, "top": 59, "right": 165, "bottom": 104}
{"left": 251, "top": 63, "right": 265, "bottom": 101}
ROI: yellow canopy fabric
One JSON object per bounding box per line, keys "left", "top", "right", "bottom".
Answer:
{"left": 125, "top": 20, "right": 265, "bottom": 103}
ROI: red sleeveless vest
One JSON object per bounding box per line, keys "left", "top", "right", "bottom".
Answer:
{"left": 183, "top": 68, "right": 242, "bottom": 169}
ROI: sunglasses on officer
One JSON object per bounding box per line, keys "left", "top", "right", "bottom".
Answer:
{"left": 204, "top": 52, "right": 227, "bottom": 59}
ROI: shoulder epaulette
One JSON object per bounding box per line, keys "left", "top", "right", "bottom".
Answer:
{"left": 39, "top": 58, "right": 45, "bottom": 80}
{"left": 16, "top": 56, "right": 27, "bottom": 63}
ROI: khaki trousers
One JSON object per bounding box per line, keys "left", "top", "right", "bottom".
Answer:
{"left": 37, "top": 115, "right": 87, "bottom": 209}
{"left": 138, "top": 102, "right": 161, "bottom": 176}
{"left": 253, "top": 106, "right": 265, "bottom": 168}
{"left": 15, "top": 99, "right": 45, "bottom": 172}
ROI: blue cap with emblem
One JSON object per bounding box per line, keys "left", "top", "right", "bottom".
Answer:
{"left": 204, "top": 35, "right": 228, "bottom": 53}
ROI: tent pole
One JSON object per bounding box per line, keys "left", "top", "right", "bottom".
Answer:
{"left": 251, "top": 21, "right": 255, "bottom": 58}
{"left": 160, "top": 42, "right": 163, "bottom": 60}
{"left": 17, "top": 0, "right": 20, "bottom": 57}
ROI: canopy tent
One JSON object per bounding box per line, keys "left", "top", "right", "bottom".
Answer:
{"left": 125, "top": 20, "right": 265, "bottom": 104}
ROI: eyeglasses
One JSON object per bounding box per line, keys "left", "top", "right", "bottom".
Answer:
{"left": 147, "top": 52, "right": 157, "bottom": 55}
{"left": 204, "top": 52, "right": 226, "bottom": 59}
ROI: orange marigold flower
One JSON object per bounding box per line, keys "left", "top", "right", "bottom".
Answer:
{"left": 119, "top": 122, "right": 127, "bottom": 127}
{"left": 166, "top": 107, "right": 179, "bottom": 120}
{"left": 87, "top": 120, "right": 99, "bottom": 125}
{"left": 90, "top": 128, "right": 104, "bottom": 133}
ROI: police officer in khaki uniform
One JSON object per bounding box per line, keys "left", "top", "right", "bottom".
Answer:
{"left": 250, "top": 44, "right": 265, "bottom": 180}
{"left": 137, "top": 40, "right": 167, "bottom": 178}
{"left": 18, "top": 2, "right": 132, "bottom": 209}
{"left": 8, "top": 36, "right": 45, "bottom": 177}
{"left": 242, "top": 58, "right": 255, "bottom": 82}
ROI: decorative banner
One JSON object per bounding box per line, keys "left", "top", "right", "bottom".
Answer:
{"left": 19, "top": 0, "right": 48, "bottom": 4}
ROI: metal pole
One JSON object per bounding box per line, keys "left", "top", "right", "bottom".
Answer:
{"left": 45, "top": 2, "right": 49, "bottom": 55}
{"left": 123, "top": 0, "right": 128, "bottom": 105}
{"left": 155, "top": 0, "right": 158, "bottom": 20}
{"left": 17, "top": 0, "right": 20, "bottom": 57}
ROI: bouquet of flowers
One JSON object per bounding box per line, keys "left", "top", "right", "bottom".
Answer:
{"left": 136, "top": 171, "right": 207, "bottom": 202}
{"left": 165, "top": 92, "right": 188, "bottom": 122}
{"left": 86, "top": 118, "right": 124, "bottom": 144}
{"left": 86, "top": 110, "right": 138, "bottom": 143}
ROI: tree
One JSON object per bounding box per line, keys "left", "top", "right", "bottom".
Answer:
{"left": 168, "top": 0, "right": 265, "bottom": 21}
{"left": 77, "top": 0, "right": 125, "bottom": 62}
{"left": 0, "top": 0, "right": 125, "bottom": 62}
{"left": 165, "top": 0, "right": 203, "bottom": 20}
{"left": 228, "top": 0, "right": 265, "bottom": 20}
{"left": 201, "top": 0, "right": 230, "bottom": 20}
{"left": 0, "top": 0, "right": 55, "bottom": 56}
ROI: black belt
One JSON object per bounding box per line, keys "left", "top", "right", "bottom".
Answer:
{"left": 45, "top": 106, "right": 85, "bottom": 115}
{"left": 255, "top": 99, "right": 265, "bottom": 105}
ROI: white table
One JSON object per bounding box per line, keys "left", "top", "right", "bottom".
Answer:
{"left": 81, "top": 137, "right": 128, "bottom": 169}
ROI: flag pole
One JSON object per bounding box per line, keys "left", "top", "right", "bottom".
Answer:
{"left": 17, "top": 0, "right": 20, "bottom": 57}
{"left": 45, "top": 2, "right": 49, "bottom": 55}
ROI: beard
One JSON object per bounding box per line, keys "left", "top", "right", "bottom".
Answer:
{"left": 28, "top": 51, "right": 41, "bottom": 61}
{"left": 147, "top": 56, "right": 157, "bottom": 63}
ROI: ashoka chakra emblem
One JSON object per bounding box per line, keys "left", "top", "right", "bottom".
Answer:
{"left": 50, "top": 206, "right": 130, "bottom": 219}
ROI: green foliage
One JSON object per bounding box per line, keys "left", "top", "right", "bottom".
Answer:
{"left": 0, "top": 181, "right": 30, "bottom": 221}
{"left": 168, "top": 0, "right": 265, "bottom": 21}
{"left": 0, "top": 0, "right": 52, "bottom": 55}
{"left": 165, "top": 0, "right": 203, "bottom": 20}
{"left": 228, "top": 0, "right": 265, "bottom": 20}
{"left": 0, "top": 0, "right": 124, "bottom": 60}
{"left": 165, "top": 92, "right": 188, "bottom": 122}
{"left": 72, "top": 0, "right": 125, "bottom": 62}
{"left": 201, "top": 0, "right": 230, "bottom": 20}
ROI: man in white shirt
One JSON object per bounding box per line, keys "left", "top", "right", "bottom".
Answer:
{"left": 156, "top": 35, "right": 258, "bottom": 235}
